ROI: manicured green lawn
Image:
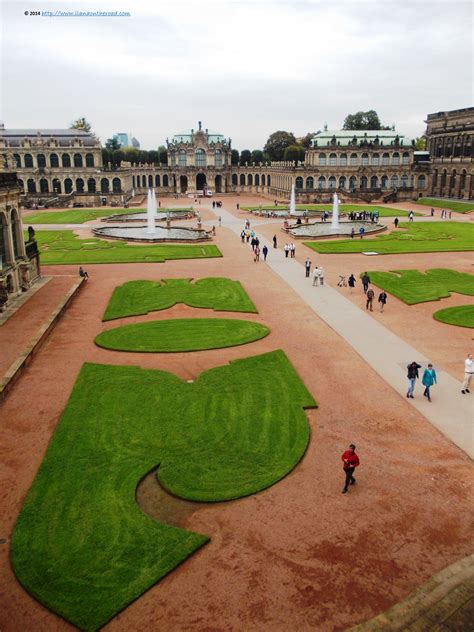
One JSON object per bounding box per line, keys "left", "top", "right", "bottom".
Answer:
{"left": 304, "top": 222, "right": 474, "bottom": 255}
{"left": 25, "top": 208, "right": 192, "bottom": 224}
{"left": 365, "top": 269, "right": 474, "bottom": 305}
{"left": 96, "top": 318, "right": 269, "bottom": 352}
{"left": 414, "top": 198, "right": 474, "bottom": 213}
{"left": 243, "top": 204, "right": 418, "bottom": 217}
{"left": 433, "top": 305, "right": 474, "bottom": 328}
{"left": 104, "top": 278, "right": 257, "bottom": 320}
{"left": 31, "top": 230, "right": 221, "bottom": 264}
{"left": 12, "top": 351, "right": 315, "bottom": 630}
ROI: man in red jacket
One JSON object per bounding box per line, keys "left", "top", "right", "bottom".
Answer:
{"left": 341, "top": 444, "right": 360, "bottom": 494}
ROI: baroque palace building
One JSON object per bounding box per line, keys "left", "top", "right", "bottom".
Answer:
{"left": 1, "top": 110, "right": 472, "bottom": 206}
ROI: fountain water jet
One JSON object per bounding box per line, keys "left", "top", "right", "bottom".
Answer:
{"left": 146, "top": 189, "right": 156, "bottom": 234}
{"left": 331, "top": 192, "right": 340, "bottom": 230}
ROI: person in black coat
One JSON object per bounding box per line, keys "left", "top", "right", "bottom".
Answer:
{"left": 406, "top": 361, "right": 422, "bottom": 398}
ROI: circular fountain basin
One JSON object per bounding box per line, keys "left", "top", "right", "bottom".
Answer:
{"left": 103, "top": 211, "right": 193, "bottom": 223}
{"left": 93, "top": 225, "right": 211, "bottom": 243}
{"left": 287, "top": 221, "right": 387, "bottom": 239}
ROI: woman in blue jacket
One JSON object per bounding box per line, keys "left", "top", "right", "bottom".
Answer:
{"left": 422, "top": 364, "right": 437, "bottom": 402}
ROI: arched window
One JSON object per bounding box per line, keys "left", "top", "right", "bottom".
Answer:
{"left": 267, "top": 175, "right": 271, "bottom": 186}
{"left": 350, "top": 153, "right": 358, "bottom": 166}
{"left": 339, "top": 176, "right": 346, "bottom": 189}
{"left": 382, "top": 153, "right": 389, "bottom": 166}
{"left": 262, "top": 174, "right": 266, "bottom": 186}
{"left": 319, "top": 153, "right": 327, "bottom": 166}
{"left": 24, "top": 154, "right": 33, "bottom": 168}
{"left": 418, "top": 175, "right": 426, "bottom": 189}
{"left": 402, "top": 152, "right": 410, "bottom": 165}
{"left": 328, "top": 176, "right": 336, "bottom": 189}
{"left": 50, "top": 153, "right": 59, "bottom": 168}
{"left": 295, "top": 176, "right": 303, "bottom": 189}
{"left": 195, "top": 149, "right": 206, "bottom": 167}
{"left": 53, "top": 178, "right": 62, "bottom": 194}
{"left": 390, "top": 175, "right": 398, "bottom": 189}
{"left": 255, "top": 174, "right": 260, "bottom": 186}
{"left": 440, "top": 170, "right": 447, "bottom": 187}
{"left": 329, "top": 153, "right": 337, "bottom": 166}
{"left": 215, "top": 150, "right": 222, "bottom": 168}
{"left": 113, "top": 178, "right": 121, "bottom": 193}
{"left": 360, "top": 176, "right": 368, "bottom": 189}
{"left": 85, "top": 153, "right": 94, "bottom": 167}
{"left": 141, "top": 175, "right": 147, "bottom": 187}
{"left": 62, "top": 153, "right": 71, "bottom": 168}
{"left": 372, "top": 153, "right": 380, "bottom": 166}
{"left": 100, "top": 178, "right": 109, "bottom": 193}
{"left": 370, "top": 175, "right": 378, "bottom": 189}
{"left": 76, "top": 178, "right": 85, "bottom": 193}
{"left": 18, "top": 179, "right": 24, "bottom": 193}
{"left": 306, "top": 176, "right": 314, "bottom": 189}
{"left": 155, "top": 175, "right": 161, "bottom": 187}
{"left": 232, "top": 174, "right": 238, "bottom": 186}
{"left": 11, "top": 209, "right": 23, "bottom": 260}
{"left": 444, "top": 139, "right": 452, "bottom": 157}
{"left": 361, "top": 153, "right": 369, "bottom": 166}
{"left": 349, "top": 176, "right": 357, "bottom": 191}
{"left": 460, "top": 170, "right": 466, "bottom": 189}
{"left": 318, "top": 176, "right": 326, "bottom": 189}
{"left": 132, "top": 176, "right": 136, "bottom": 188}
{"left": 65, "top": 178, "right": 73, "bottom": 193}
{"left": 37, "top": 154, "right": 46, "bottom": 168}
{"left": 381, "top": 175, "right": 388, "bottom": 189}
{"left": 39, "top": 178, "right": 49, "bottom": 193}
{"left": 179, "top": 150, "right": 187, "bottom": 167}
{"left": 163, "top": 174, "right": 169, "bottom": 187}
{"left": 240, "top": 174, "right": 245, "bottom": 185}
{"left": 0, "top": 212, "right": 9, "bottom": 266}
{"left": 74, "top": 153, "right": 83, "bottom": 168}
{"left": 27, "top": 178, "right": 36, "bottom": 193}
{"left": 392, "top": 152, "right": 400, "bottom": 165}
{"left": 247, "top": 174, "right": 253, "bottom": 186}
{"left": 148, "top": 175, "right": 153, "bottom": 187}
{"left": 13, "top": 154, "right": 21, "bottom": 168}
{"left": 340, "top": 153, "right": 347, "bottom": 166}
{"left": 401, "top": 174, "right": 408, "bottom": 188}
{"left": 169, "top": 153, "right": 176, "bottom": 167}
{"left": 87, "top": 178, "right": 96, "bottom": 193}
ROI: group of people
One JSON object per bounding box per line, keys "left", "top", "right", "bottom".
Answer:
{"left": 211, "top": 201, "right": 223, "bottom": 209}
{"left": 347, "top": 210, "right": 379, "bottom": 222}
{"left": 440, "top": 209, "right": 452, "bottom": 219}
{"left": 284, "top": 243, "right": 296, "bottom": 258}
{"left": 360, "top": 272, "right": 387, "bottom": 312}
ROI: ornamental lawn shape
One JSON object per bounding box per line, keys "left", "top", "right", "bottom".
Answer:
{"left": 103, "top": 278, "right": 257, "bottom": 321}
{"left": 95, "top": 318, "right": 269, "bottom": 352}
{"left": 433, "top": 305, "right": 474, "bottom": 328}
{"left": 365, "top": 269, "right": 474, "bottom": 305}
{"left": 30, "top": 230, "right": 221, "bottom": 265}
{"left": 304, "top": 222, "right": 474, "bottom": 255}
{"left": 11, "top": 351, "right": 316, "bottom": 631}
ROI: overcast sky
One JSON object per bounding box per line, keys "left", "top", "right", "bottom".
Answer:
{"left": 1, "top": 0, "right": 472, "bottom": 150}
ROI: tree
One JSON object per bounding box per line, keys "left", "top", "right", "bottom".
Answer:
{"left": 105, "top": 137, "right": 120, "bottom": 151}
{"left": 147, "top": 150, "right": 160, "bottom": 164}
{"left": 284, "top": 145, "right": 306, "bottom": 163}
{"left": 239, "top": 149, "right": 252, "bottom": 165}
{"left": 70, "top": 117, "right": 92, "bottom": 133}
{"left": 251, "top": 149, "right": 264, "bottom": 164}
{"left": 342, "top": 110, "right": 389, "bottom": 130}
{"left": 264, "top": 131, "right": 296, "bottom": 161}
{"left": 231, "top": 149, "right": 240, "bottom": 165}
{"left": 414, "top": 136, "right": 427, "bottom": 150}
{"left": 158, "top": 145, "right": 168, "bottom": 165}
{"left": 297, "top": 133, "right": 317, "bottom": 149}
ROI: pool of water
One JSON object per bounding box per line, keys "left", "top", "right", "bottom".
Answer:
{"left": 93, "top": 226, "right": 211, "bottom": 242}
{"left": 103, "top": 211, "right": 193, "bottom": 222}
{"left": 288, "top": 221, "right": 386, "bottom": 238}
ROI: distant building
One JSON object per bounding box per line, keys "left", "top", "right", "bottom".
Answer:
{"left": 113, "top": 133, "right": 140, "bottom": 149}
{"left": 131, "top": 136, "right": 140, "bottom": 148}
{"left": 425, "top": 107, "right": 473, "bottom": 199}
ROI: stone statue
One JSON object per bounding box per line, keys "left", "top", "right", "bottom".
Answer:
{"left": 28, "top": 226, "right": 35, "bottom": 241}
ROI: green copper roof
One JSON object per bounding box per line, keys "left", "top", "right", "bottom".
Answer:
{"left": 172, "top": 129, "right": 225, "bottom": 144}
{"left": 311, "top": 129, "right": 410, "bottom": 148}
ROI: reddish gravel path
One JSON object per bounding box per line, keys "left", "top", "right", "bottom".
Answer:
{"left": 0, "top": 196, "right": 472, "bottom": 632}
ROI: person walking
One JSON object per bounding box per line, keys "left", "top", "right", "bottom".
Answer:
{"left": 406, "top": 361, "right": 422, "bottom": 398}
{"left": 461, "top": 353, "right": 473, "bottom": 394}
{"left": 273, "top": 234, "right": 277, "bottom": 248}
{"left": 378, "top": 291, "right": 387, "bottom": 312}
{"left": 348, "top": 274, "right": 356, "bottom": 292}
{"left": 290, "top": 243, "right": 296, "bottom": 258}
{"left": 366, "top": 287, "right": 375, "bottom": 311}
{"left": 361, "top": 272, "right": 370, "bottom": 294}
{"left": 341, "top": 444, "right": 360, "bottom": 494}
{"left": 305, "top": 257, "right": 311, "bottom": 277}
{"left": 284, "top": 244, "right": 289, "bottom": 258}
{"left": 312, "top": 266, "right": 319, "bottom": 286}
{"left": 408, "top": 211, "right": 414, "bottom": 222}
{"left": 218, "top": 215, "right": 221, "bottom": 226}
{"left": 262, "top": 245, "right": 268, "bottom": 261}
{"left": 359, "top": 226, "right": 365, "bottom": 239}
{"left": 254, "top": 245, "right": 260, "bottom": 262}
{"left": 318, "top": 266, "right": 324, "bottom": 286}
{"left": 431, "top": 207, "right": 435, "bottom": 217}
{"left": 394, "top": 217, "right": 399, "bottom": 228}
{"left": 350, "top": 227, "right": 355, "bottom": 239}
{"left": 422, "top": 364, "right": 437, "bottom": 401}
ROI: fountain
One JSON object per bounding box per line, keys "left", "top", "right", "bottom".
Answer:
{"left": 331, "top": 192, "right": 340, "bottom": 230}
{"left": 146, "top": 189, "right": 156, "bottom": 234}
{"left": 288, "top": 183, "right": 305, "bottom": 217}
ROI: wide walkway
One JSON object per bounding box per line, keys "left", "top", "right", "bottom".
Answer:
{"left": 218, "top": 206, "right": 473, "bottom": 459}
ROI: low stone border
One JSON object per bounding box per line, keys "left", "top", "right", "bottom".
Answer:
{"left": 350, "top": 553, "right": 474, "bottom": 631}
{"left": 0, "top": 278, "right": 86, "bottom": 402}
{"left": 0, "top": 277, "right": 51, "bottom": 326}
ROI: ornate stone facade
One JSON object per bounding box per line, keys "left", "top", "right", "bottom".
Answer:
{"left": 425, "top": 107, "right": 474, "bottom": 199}
{"left": 0, "top": 155, "right": 40, "bottom": 305}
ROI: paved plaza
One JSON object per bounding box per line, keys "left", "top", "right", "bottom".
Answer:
{"left": 0, "top": 196, "right": 472, "bottom": 631}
